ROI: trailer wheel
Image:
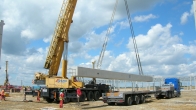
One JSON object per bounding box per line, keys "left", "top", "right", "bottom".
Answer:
{"left": 79, "top": 91, "right": 86, "bottom": 102}
{"left": 176, "top": 93, "right": 180, "bottom": 97}
{"left": 127, "top": 96, "right": 133, "bottom": 106}
{"left": 166, "top": 92, "right": 171, "bottom": 99}
{"left": 87, "top": 91, "right": 94, "bottom": 101}
{"left": 134, "top": 95, "right": 140, "bottom": 105}
{"left": 171, "top": 92, "right": 175, "bottom": 98}
{"left": 139, "top": 95, "right": 145, "bottom": 104}
{"left": 168, "top": 92, "right": 171, "bottom": 99}
{"left": 94, "top": 91, "right": 100, "bottom": 101}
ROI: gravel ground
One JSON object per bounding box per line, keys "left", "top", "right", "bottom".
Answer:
{"left": 0, "top": 90, "right": 196, "bottom": 110}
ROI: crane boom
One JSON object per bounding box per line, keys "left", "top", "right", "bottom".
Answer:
{"left": 44, "top": 0, "right": 77, "bottom": 77}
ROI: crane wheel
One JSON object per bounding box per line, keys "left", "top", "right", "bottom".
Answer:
{"left": 71, "top": 91, "right": 77, "bottom": 102}
{"left": 79, "top": 91, "right": 86, "bottom": 102}
{"left": 87, "top": 91, "right": 94, "bottom": 101}
{"left": 94, "top": 91, "right": 100, "bottom": 101}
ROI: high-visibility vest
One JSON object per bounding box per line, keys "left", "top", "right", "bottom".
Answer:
{"left": 59, "top": 92, "right": 64, "bottom": 100}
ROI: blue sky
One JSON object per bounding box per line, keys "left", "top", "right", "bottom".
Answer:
{"left": 0, "top": 0, "right": 196, "bottom": 86}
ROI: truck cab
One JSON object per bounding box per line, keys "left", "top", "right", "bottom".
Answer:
{"left": 164, "top": 78, "right": 181, "bottom": 97}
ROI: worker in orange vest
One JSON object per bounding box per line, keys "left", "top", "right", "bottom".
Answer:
{"left": 1, "top": 89, "right": 5, "bottom": 101}
{"left": 0, "top": 90, "right": 1, "bottom": 100}
{"left": 76, "top": 88, "right": 81, "bottom": 106}
{"left": 37, "top": 89, "right": 40, "bottom": 101}
{"left": 59, "top": 89, "right": 64, "bottom": 108}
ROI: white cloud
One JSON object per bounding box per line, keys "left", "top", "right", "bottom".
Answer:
{"left": 127, "top": 23, "right": 180, "bottom": 50}
{"left": 80, "top": 23, "right": 196, "bottom": 77}
{"left": 180, "top": 4, "right": 194, "bottom": 25}
{"left": 180, "top": 12, "right": 190, "bottom": 24}
{"left": 21, "top": 29, "right": 35, "bottom": 39}
{"left": 43, "top": 35, "right": 52, "bottom": 43}
{"left": 133, "top": 14, "right": 158, "bottom": 22}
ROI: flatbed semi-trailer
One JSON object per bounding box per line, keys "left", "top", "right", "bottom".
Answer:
{"left": 102, "top": 90, "right": 161, "bottom": 105}
{"left": 102, "top": 78, "right": 181, "bottom": 106}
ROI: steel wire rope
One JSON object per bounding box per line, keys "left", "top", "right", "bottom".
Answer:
{"left": 124, "top": 0, "right": 143, "bottom": 75}
{"left": 97, "top": 0, "right": 119, "bottom": 69}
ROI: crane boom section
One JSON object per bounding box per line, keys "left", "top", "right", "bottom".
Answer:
{"left": 44, "top": 0, "right": 77, "bottom": 76}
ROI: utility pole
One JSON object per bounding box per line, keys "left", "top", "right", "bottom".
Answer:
{"left": 193, "top": 0, "right": 196, "bottom": 29}
{"left": 4, "top": 61, "right": 9, "bottom": 90}
{"left": 21, "top": 80, "right": 23, "bottom": 87}
{"left": 0, "top": 20, "right": 5, "bottom": 69}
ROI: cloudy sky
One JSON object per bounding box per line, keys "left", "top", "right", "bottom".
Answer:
{"left": 0, "top": 0, "right": 195, "bottom": 86}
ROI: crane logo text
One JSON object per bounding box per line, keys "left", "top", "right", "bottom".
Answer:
{"left": 56, "top": 79, "right": 67, "bottom": 83}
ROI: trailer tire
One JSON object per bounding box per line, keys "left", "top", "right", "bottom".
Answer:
{"left": 139, "top": 95, "right": 145, "bottom": 104}
{"left": 176, "top": 93, "right": 180, "bottom": 97}
{"left": 171, "top": 92, "right": 175, "bottom": 98}
{"left": 168, "top": 92, "right": 171, "bottom": 99}
{"left": 127, "top": 96, "right": 133, "bottom": 106}
{"left": 134, "top": 95, "right": 140, "bottom": 105}
{"left": 94, "top": 91, "right": 100, "bottom": 101}
{"left": 87, "top": 91, "right": 94, "bottom": 101}
{"left": 166, "top": 92, "right": 171, "bottom": 99}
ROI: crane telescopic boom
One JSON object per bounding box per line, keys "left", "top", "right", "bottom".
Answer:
{"left": 44, "top": 0, "right": 77, "bottom": 78}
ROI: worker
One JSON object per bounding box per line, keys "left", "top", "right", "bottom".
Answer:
{"left": 1, "top": 89, "right": 5, "bottom": 101}
{"left": 59, "top": 89, "right": 64, "bottom": 108}
{"left": 37, "top": 89, "right": 40, "bottom": 101}
{"left": 0, "top": 90, "right": 1, "bottom": 100}
{"left": 76, "top": 88, "right": 81, "bottom": 106}
{"left": 23, "top": 87, "right": 27, "bottom": 101}
{"left": 74, "top": 77, "right": 78, "bottom": 82}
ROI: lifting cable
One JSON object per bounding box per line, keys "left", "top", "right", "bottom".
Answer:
{"left": 97, "top": 0, "right": 119, "bottom": 69}
{"left": 124, "top": 0, "right": 143, "bottom": 75}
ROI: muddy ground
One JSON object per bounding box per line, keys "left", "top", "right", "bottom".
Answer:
{"left": 0, "top": 90, "right": 196, "bottom": 110}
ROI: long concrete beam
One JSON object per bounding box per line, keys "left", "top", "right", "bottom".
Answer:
{"left": 72, "top": 67, "right": 153, "bottom": 82}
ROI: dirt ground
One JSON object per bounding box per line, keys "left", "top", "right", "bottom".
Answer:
{"left": 1, "top": 90, "right": 196, "bottom": 110}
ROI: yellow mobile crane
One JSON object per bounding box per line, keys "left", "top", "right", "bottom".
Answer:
{"left": 34, "top": 0, "right": 83, "bottom": 88}
{"left": 26, "top": 0, "right": 110, "bottom": 103}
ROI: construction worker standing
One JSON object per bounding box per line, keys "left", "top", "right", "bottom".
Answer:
{"left": 59, "top": 89, "right": 64, "bottom": 108}
{"left": 1, "top": 89, "right": 5, "bottom": 101}
{"left": 37, "top": 89, "right": 40, "bottom": 101}
{"left": 76, "top": 88, "right": 81, "bottom": 106}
